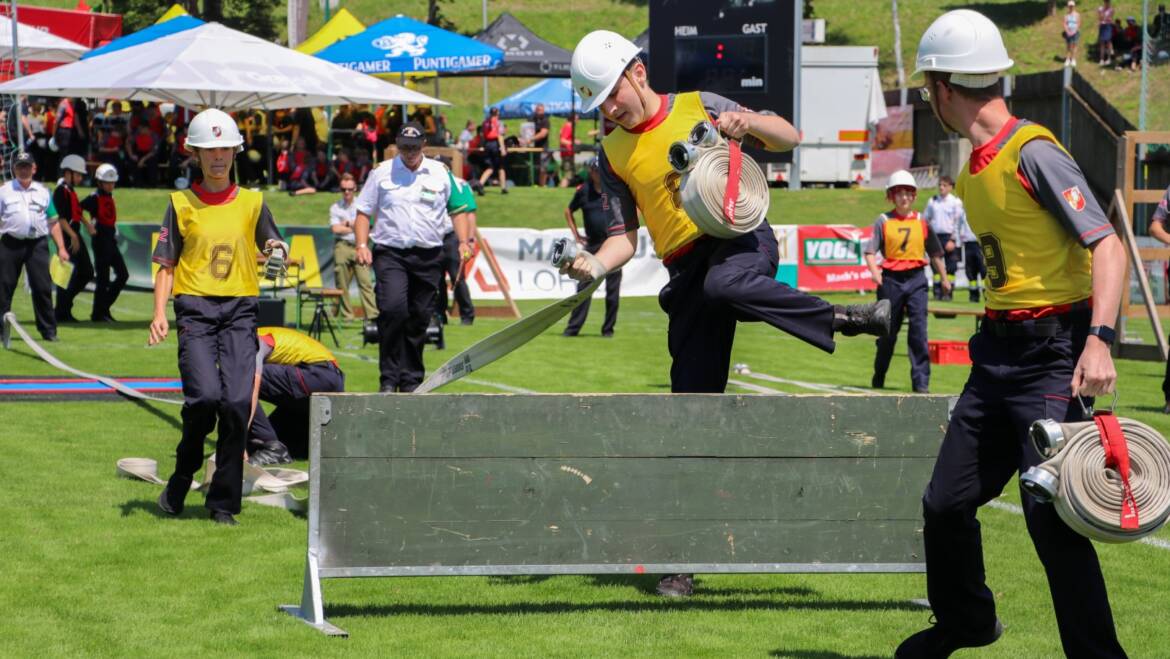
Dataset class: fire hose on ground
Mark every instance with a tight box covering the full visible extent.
[1022,402,1170,543]
[667,121,770,239]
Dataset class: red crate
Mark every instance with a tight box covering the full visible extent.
[928,340,971,365]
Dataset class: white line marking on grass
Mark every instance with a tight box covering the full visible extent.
[333,350,534,393]
[742,370,870,394]
[727,379,785,394]
[986,499,1170,551]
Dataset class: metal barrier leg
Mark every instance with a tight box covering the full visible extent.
[279,552,347,637]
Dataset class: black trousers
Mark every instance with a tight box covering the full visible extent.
[658,224,835,393]
[437,231,474,321]
[373,244,442,392]
[921,311,1126,657]
[92,225,128,320]
[0,234,56,338]
[565,241,621,335]
[55,225,94,319]
[933,232,959,297]
[165,295,258,515]
[873,268,930,390]
[964,240,986,302]
[249,361,344,459]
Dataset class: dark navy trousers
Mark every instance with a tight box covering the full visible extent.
[658,224,835,393]
[250,361,344,459]
[933,232,959,298]
[0,234,55,338]
[91,225,128,320]
[166,295,257,515]
[964,240,986,302]
[565,241,621,336]
[921,310,1126,658]
[55,226,93,319]
[372,244,442,392]
[873,268,930,391]
[437,231,474,322]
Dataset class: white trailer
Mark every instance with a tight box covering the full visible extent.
[771,46,887,187]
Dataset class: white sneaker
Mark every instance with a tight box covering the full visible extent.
[1064,58,1070,66]
[1071,58,1077,67]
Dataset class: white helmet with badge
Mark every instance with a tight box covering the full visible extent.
[94,163,119,183]
[185,108,244,152]
[571,30,641,113]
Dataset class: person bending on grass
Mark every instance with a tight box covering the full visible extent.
[149,108,287,527]
[864,170,950,394]
[560,30,892,598]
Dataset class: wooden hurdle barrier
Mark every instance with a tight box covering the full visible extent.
[281,393,951,636]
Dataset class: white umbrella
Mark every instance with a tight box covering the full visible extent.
[0,15,88,63]
[0,22,445,110]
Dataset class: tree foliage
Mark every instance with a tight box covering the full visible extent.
[103,0,278,41]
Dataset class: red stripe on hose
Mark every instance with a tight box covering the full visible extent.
[1094,411,1140,530]
[723,139,742,225]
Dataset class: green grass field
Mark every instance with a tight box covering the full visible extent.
[5,182,1170,655]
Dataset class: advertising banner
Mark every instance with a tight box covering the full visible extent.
[796,224,876,291]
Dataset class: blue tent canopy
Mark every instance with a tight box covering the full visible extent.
[490,78,594,119]
[315,15,502,75]
[82,15,204,60]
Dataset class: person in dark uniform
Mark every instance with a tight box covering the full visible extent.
[563,158,621,338]
[529,103,551,187]
[922,175,965,300]
[436,162,477,326]
[564,30,891,598]
[354,123,451,393]
[247,326,345,465]
[897,10,1128,657]
[1146,182,1170,413]
[0,151,69,342]
[955,202,986,303]
[149,108,287,527]
[53,155,93,323]
[864,170,950,393]
[81,164,128,322]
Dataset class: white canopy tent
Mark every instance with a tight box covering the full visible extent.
[0,15,88,63]
[0,22,445,110]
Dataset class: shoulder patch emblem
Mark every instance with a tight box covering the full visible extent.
[1062,186,1086,212]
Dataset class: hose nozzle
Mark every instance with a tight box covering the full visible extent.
[550,237,579,268]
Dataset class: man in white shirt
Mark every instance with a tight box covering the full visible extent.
[922,175,966,300]
[354,122,452,392]
[329,172,378,323]
[0,151,70,341]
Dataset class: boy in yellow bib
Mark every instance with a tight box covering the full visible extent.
[896,10,1128,657]
[148,108,287,527]
[562,30,892,598]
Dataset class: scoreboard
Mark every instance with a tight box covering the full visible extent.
[648,0,799,164]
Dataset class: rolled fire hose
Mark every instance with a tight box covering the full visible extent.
[1022,410,1170,543]
[667,121,770,239]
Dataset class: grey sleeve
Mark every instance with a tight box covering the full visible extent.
[864,217,884,255]
[254,203,282,251]
[1153,187,1170,225]
[699,91,774,151]
[256,339,273,371]
[151,201,183,267]
[1018,139,1114,247]
[598,147,640,236]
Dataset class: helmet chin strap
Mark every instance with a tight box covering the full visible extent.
[622,66,653,125]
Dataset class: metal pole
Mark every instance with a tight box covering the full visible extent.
[789,0,802,190]
[892,0,906,107]
[1140,0,1150,131]
[481,0,488,110]
[10,0,24,151]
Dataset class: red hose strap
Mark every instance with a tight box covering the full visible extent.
[723,139,742,225]
[1094,411,1140,530]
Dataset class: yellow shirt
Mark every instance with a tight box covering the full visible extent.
[258,327,336,365]
[602,92,708,258]
[167,188,266,297]
[957,123,1092,310]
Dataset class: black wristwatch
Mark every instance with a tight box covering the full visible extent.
[1088,325,1116,346]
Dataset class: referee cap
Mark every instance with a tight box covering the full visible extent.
[397,122,425,148]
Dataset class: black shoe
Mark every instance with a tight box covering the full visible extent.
[655,573,694,597]
[248,441,292,466]
[895,619,1003,658]
[562,330,579,337]
[968,292,981,303]
[833,299,891,337]
[41,333,59,342]
[871,375,885,389]
[55,312,78,323]
[913,386,930,394]
[379,384,396,393]
[157,487,182,516]
[501,187,509,195]
[460,317,474,326]
[601,331,614,338]
[210,511,238,526]
[1163,402,1170,415]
